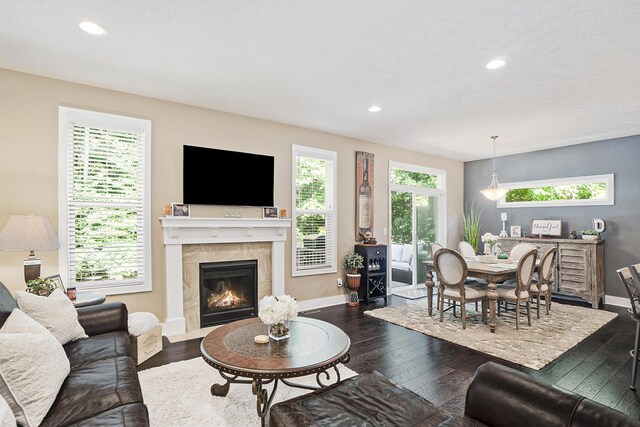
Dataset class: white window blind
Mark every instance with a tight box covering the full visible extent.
[292,145,337,276]
[59,107,151,294]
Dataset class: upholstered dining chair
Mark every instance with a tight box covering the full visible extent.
[496,248,538,330]
[458,241,476,259]
[509,242,536,261]
[530,247,557,318]
[433,248,487,329]
[617,265,640,391]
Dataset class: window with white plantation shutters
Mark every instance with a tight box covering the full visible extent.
[59,107,151,295]
[292,145,337,276]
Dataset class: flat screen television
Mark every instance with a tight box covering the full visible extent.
[183,145,274,206]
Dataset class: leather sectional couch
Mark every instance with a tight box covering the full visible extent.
[0,283,149,426]
[270,362,640,426]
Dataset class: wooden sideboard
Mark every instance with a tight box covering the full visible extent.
[499,237,605,308]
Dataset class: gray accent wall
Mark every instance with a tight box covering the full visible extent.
[464,134,640,299]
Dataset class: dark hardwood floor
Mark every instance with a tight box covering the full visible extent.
[138,296,640,417]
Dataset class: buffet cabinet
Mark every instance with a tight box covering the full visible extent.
[355,244,388,305]
[499,237,605,308]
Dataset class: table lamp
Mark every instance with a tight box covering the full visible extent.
[0,215,60,282]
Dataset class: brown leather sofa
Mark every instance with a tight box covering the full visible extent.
[0,283,149,426]
[270,362,640,427]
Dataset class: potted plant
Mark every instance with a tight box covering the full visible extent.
[581,229,599,240]
[462,202,482,254]
[25,277,57,296]
[343,251,365,307]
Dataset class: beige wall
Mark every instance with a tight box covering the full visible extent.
[0,68,463,320]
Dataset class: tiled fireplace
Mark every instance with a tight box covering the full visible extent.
[160,217,291,336]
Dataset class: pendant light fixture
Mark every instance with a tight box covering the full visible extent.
[480,135,508,201]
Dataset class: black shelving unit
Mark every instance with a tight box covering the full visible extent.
[355,244,388,305]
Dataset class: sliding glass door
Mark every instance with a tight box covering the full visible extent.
[389,163,446,288]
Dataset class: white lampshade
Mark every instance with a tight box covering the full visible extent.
[480,172,508,201]
[0,215,60,252]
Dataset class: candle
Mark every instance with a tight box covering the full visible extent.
[500,212,508,221]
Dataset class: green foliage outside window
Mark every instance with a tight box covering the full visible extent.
[390,169,438,188]
[295,156,328,243]
[390,169,438,246]
[71,126,142,283]
[505,182,606,203]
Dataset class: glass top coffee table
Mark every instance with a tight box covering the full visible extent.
[201,317,351,425]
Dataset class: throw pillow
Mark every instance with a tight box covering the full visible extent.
[16,289,86,344]
[0,309,70,427]
[0,395,16,427]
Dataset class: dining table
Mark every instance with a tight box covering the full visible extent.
[422,258,521,333]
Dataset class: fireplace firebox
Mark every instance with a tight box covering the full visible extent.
[199,260,258,327]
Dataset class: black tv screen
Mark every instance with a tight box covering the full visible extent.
[183,145,274,206]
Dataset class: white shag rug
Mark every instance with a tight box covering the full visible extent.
[138,357,357,426]
[365,302,617,370]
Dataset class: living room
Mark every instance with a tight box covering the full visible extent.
[1,2,640,426]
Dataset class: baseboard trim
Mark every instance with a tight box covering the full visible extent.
[605,295,631,309]
[298,294,349,312]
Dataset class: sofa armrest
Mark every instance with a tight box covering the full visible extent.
[464,362,581,427]
[77,302,128,336]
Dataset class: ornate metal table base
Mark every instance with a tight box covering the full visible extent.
[209,353,350,426]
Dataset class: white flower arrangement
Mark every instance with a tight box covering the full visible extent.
[481,232,500,246]
[258,294,299,325]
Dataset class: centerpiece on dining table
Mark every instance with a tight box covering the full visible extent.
[258,294,299,341]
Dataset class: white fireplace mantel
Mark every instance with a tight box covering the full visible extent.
[160,217,291,336]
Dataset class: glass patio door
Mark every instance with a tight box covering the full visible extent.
[389,163,446,288]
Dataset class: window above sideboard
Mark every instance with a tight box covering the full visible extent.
[497,174,614,208]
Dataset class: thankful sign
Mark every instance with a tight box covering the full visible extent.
[531,220,562,236]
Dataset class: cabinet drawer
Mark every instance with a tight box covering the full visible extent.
[560,248,587,258]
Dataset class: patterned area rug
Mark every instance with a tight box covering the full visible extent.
[392,287,429,300]
[139,357,356,426]
[365,302,617,370]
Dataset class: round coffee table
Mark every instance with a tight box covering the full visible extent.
[200,317,351,425]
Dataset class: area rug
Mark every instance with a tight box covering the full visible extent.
[392,287,429,300]
[365,302,617,370]
[138,357,357,426]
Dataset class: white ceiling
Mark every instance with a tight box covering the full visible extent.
[2,1,639,161]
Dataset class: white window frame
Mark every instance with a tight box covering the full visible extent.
[58,107,152,295]
[497,174,614,208]
[291,145,337,277]
[388,161,447,286]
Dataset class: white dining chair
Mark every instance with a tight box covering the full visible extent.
[509,243,536,261]
[458,241,476,259]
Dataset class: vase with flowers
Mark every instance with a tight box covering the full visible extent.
[481,232,501,255]
[258,294,299,341]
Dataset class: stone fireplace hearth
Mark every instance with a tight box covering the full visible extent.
[160,217,291,336]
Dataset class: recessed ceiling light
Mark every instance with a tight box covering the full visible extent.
[368,105,382,113]
[79,21,105,35]
[486,59,506,70]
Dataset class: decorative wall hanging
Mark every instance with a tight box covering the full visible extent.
[356,152,374,241]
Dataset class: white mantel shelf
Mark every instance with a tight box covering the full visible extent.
[159,217,291,336]
[160,217,291,245]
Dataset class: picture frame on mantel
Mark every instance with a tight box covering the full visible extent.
[263,207,279,218]
[171,203,190,217]
[356,152,374,241]
[531,219,562,237]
